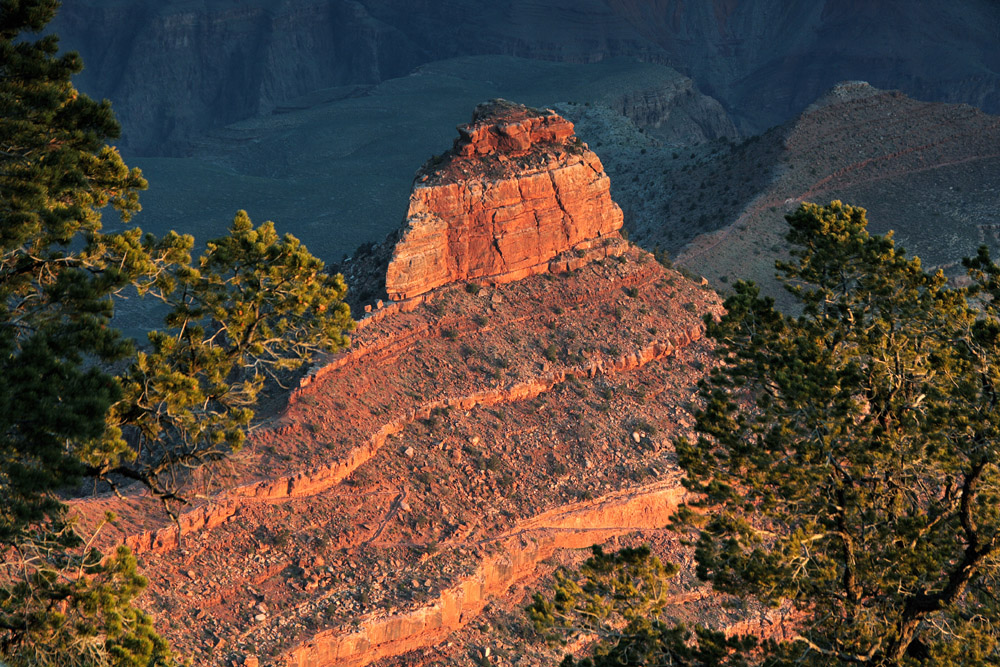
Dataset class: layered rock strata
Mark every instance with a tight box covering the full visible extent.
[56,0,1000,151]
[384,100,624,300]
[284,481,695,667]
[73,247,732,665]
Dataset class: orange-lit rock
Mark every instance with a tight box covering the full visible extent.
[71,245,738,665]
[385,100,624,300]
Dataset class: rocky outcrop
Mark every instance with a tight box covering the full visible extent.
[71,243,728,664]
[598,75,738,144]
[281,481,695,667]
[384,101,624,300]
[119,326,702,556]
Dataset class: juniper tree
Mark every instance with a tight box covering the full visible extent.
[0,1,353,663]
[676,201,1000,665]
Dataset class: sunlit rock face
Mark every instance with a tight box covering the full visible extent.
[385,100,624,301]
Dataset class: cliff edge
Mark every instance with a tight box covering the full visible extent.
[384,100,624,300]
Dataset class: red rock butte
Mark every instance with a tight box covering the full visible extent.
[384,100,625,301]
[66,100,792,664]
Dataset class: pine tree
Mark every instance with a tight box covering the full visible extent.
[676,201,1000,665]
[0,2,354,663]
[527,545,755,666]
[0,0,147,545]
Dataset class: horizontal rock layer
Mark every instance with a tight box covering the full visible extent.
[283,482,695,667]
[455,104,576,156]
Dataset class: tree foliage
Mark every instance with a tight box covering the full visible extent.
[93,213,352,510]
[676,201,1000,665]
[528,545,755,666]
[0,1,354,663]
[2,517,173,667]
[1,0,147,546]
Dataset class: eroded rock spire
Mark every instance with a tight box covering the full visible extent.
[385,100,624,300]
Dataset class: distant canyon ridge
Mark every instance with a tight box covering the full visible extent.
[55,0,1000,154]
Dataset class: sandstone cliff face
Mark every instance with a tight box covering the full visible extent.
[384,101,624,300]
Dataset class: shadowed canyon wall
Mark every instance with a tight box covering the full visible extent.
[55,0,1000,152]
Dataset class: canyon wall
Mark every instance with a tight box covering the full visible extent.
[53,0,659,153]
[384,101,624,300]
[54,0,1000,151]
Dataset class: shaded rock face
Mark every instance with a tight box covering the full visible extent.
[53,0,433,155]
[52,0,659,154]
[384,101,624,300]
[54,0,1000,152]
[601,74,738,144]
[602,0,1000,132]
[666,81,1000,307]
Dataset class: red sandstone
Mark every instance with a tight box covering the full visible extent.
[384,101,623,300]
[72,247,732,665]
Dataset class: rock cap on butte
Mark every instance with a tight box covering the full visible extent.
[384,100,624,300]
